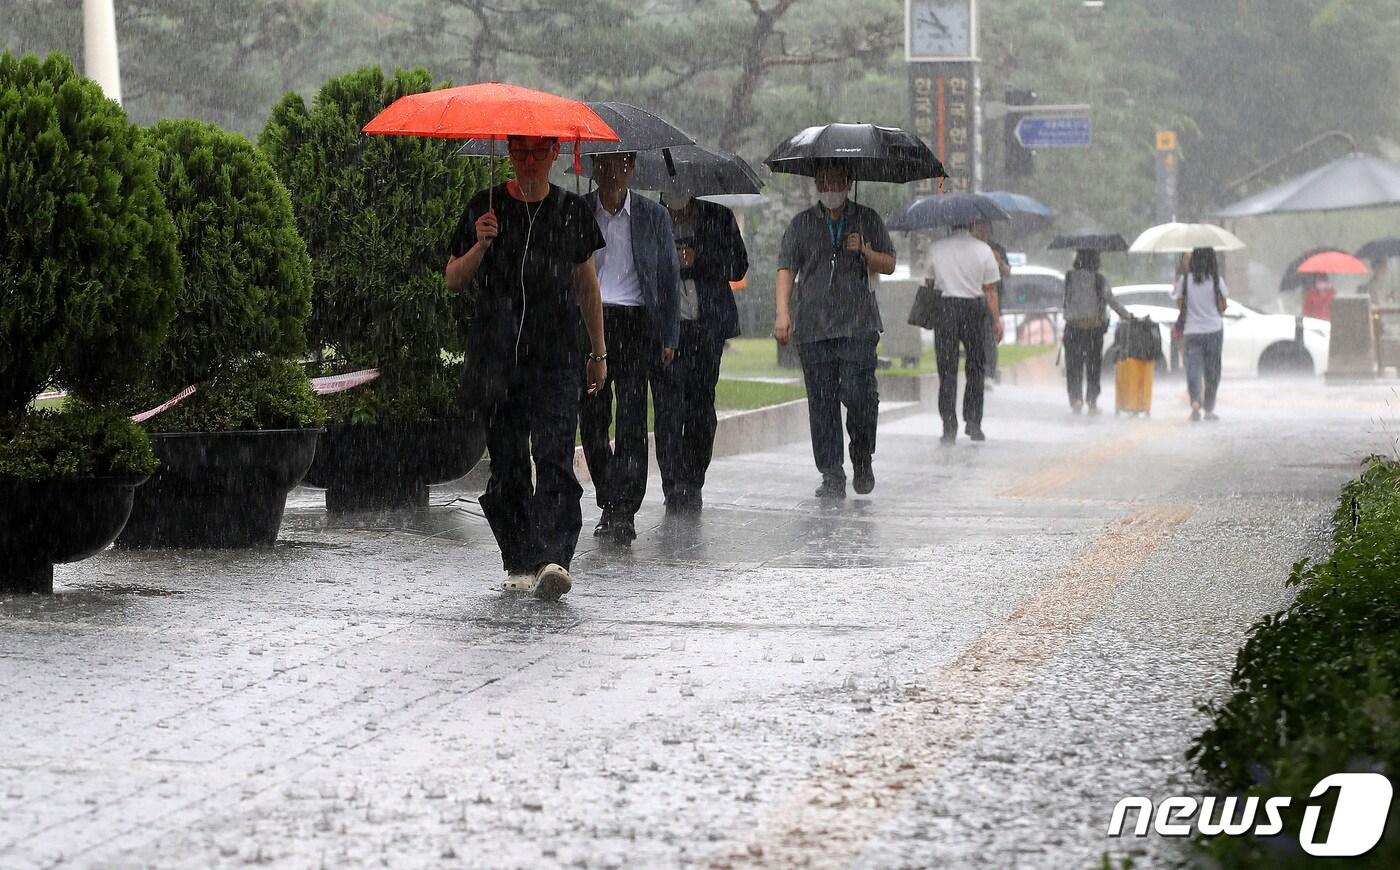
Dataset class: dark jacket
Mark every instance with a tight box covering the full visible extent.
[675,199,748,340]
[583,190,681,348]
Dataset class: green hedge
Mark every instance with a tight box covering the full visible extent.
[0,51,178,417]
[1188,456,1400,867]
[132,356,325,434]
[0,405,156,481]
[143,118,311,390]
[259,66,499,423]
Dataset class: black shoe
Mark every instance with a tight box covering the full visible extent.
[593,511,613,537]
[966,424,986,442]
[815,474,846,500]
[940,425,957,446]
[611,516,637,545]
[853,460,874,495]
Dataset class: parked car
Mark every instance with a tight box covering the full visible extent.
[1103,284,1331,377]
[999,265,1065,345]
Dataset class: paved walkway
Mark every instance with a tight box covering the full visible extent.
[1,376,1394,869]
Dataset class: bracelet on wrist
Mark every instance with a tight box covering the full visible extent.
[588,352,607,362]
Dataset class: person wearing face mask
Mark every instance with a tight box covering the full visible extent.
[653,187,749,513]
[773,160,897,500]
[579,152,681,546]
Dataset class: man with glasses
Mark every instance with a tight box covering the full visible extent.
[773,160,896,499]
[446,135,608,600]
[580,152,681,545]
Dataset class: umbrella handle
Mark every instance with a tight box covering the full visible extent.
[664,148,676,178]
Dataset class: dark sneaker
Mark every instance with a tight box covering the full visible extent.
[966,425,986,442]
[533,563,572,601]
[940,425,957,446]
[853,460,874,495]
[1087,402,1101,416]
[815,474,846,500]
[667,493,702,514]
[611,516,637,546]
[593,511,613,537]
[1204,411,1219,422]
[1189,408,1202,423]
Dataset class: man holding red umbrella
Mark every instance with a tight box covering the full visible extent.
[446,134,608,601]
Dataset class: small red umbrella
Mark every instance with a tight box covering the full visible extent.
[363,82,620,207]
[1296,250,1371,274]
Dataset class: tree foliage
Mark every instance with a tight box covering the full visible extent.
[144,118,312,391]
[259,65,496,417]
[0,50,178,418]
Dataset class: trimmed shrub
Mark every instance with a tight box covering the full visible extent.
[0,405,157,481]
[0,51,178,417]
[138,356,325,434]
[142,118,312,390]
[259,66,498,421]
[1189,456,1400,867]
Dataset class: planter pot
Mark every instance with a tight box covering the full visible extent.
[303,420,486,513]
[115,428,322,549]
[0,475,146,594]
[115,429,321,549]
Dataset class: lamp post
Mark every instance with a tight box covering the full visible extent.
[83,0,122,104]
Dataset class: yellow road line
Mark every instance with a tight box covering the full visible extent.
[1000,424,1175,500]
[711,504,1194,869]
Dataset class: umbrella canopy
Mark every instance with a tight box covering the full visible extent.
[1129,222,1246,253]
[1049,232,1128,252]
[886,192,1010,232]
[453,100,691,156]
[983,191,1055,219]
[763,123,946,183]
[631,144,763,195]
[363,82,619,143]
[1357,237,1400,260]
[1297,251,1370,274]
[1216,153,1400,218]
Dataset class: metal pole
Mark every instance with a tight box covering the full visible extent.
[83,0,122,104]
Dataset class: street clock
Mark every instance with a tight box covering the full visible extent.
[906,0,978,62]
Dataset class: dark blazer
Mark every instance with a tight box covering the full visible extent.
[584,190,681,349]
[678,199,748,341]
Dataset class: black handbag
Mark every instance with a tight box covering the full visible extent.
[908,281,941,329]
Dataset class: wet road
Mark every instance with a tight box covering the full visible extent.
[2,376,1394,869]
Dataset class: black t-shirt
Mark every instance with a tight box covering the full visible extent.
[450,183,605,366]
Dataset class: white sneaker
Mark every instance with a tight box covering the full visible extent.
[503,572,537,593]
[533,563,573,601]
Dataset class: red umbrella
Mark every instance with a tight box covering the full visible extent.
[364,82,620,207]
[1296,250,1370,274]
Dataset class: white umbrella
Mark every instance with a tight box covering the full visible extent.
[1129,222,1246,253]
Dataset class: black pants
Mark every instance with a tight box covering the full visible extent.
[580,305,659,519]
[479,362,584,573]
[652,320,725,502]
[797,336,879,478]
[934,297,987,430]
[984,305,999,379]
[1064,324,1106,405]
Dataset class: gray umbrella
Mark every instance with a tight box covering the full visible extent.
[454,101,693,157]
[886,193,1010,231]
[1215,153,1400,217]
[630,144,763,195]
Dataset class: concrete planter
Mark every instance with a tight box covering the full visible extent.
[0,475,146,593]
[116,429,321,549]
[303,420,486,513]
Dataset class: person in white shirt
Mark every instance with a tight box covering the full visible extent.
[925,224,1003,444]
[580,153,680,545]
[1172,247,1228,422]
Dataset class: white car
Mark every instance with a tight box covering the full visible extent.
[999,265,1065,345]
[1104,284,1331,377]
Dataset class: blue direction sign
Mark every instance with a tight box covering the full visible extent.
[1014,115,1092,149]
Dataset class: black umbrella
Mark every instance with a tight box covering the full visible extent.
[1049,233,1129,252]
[886,192,1009,232]
[1357,237,1400,261]
[454,101,693,157]
[630,144,763,195]
[763,123,946,183]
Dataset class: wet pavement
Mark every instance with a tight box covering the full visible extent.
[2,375,1396,869]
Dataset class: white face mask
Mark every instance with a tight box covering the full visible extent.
[817,190,848,211]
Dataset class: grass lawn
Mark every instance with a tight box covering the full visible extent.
[30,397,65,410]
[715,378,805,411]
[719,337,1056,380]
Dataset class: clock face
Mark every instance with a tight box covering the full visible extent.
[908,0,975,60]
